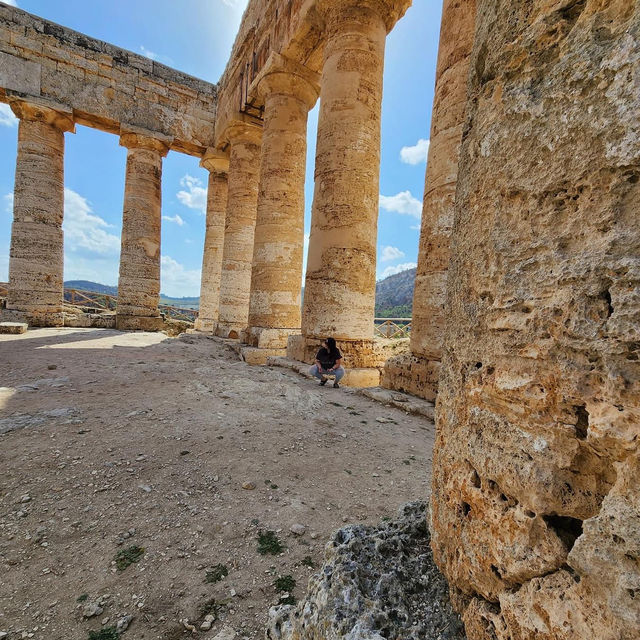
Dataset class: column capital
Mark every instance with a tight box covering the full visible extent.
[224,120,263,147]
[119,126,171,156]
[315,0,412,32]
[200,148,230,174]
[9,99,75,133]
[255,53,320,110]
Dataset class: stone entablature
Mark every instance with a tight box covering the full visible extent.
[0,4,217,155]
[214,0,411,146]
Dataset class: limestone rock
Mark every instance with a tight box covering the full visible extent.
[0,322,28,334]
[431,1,640,638]
[266,502,465,640]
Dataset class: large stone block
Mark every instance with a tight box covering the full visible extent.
[0,321,27,334]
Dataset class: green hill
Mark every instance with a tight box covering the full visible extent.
[374,267,416,317]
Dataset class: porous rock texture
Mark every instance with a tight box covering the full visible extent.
[267,502,466,640]
[431,1,640,639]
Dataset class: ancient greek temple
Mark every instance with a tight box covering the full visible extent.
[1,1,638,639]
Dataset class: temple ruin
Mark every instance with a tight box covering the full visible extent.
[1,0,638,638]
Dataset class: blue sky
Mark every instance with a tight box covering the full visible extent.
[0,0,442,297]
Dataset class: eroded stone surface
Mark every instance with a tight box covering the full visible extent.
[432,2,640,638]
[216,122,262,339]
[116,132,168,331]
[246,54,319,349]
[195,151,229,333]
[0,4,217,155]
[382,0,476,400]
[267,502,465,640]
[6,102,72,327]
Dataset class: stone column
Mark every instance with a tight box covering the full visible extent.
[432,3,640,640]
[245,54,320,353]
[381,0,477,401]
[290,0,411,378]
[194,150,229,333]
[4,101,74,327]
[116,131,169,332]
[215,122,262,339]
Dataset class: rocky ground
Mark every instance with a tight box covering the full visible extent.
[0,328,438,640]
[268,501,466,640]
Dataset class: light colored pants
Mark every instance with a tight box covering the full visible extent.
[310,364,345,382]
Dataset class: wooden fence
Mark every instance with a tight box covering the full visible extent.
[63,288,200,322]
[374,317,412,339]
[0,284,198,323]
[1,284,408,332]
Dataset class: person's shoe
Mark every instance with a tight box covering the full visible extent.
[333,381,340,388]
[320,376,328,386]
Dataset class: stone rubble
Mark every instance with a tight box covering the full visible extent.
[266,502,465,640]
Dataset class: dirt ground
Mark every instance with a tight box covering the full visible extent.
[0,328,436,640]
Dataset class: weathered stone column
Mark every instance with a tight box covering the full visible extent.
[381,0,476,401]
[215,121,262,339]
[432,3,640,640]
[245,54,320,354]
[116,131,169,332]
[194,150,229,333]
[4,100,74,327]
[289,0,411,380]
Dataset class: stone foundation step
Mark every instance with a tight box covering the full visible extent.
[266,356,381,388]
[358,386,435,421]
[0,321,28,335]
[225,341,287,365]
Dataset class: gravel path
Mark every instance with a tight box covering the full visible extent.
[0,328,436,640]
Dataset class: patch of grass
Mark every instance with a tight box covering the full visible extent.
[301,555,315,568]
[205,564,229,583]
[88,627,119,640]
[114,545,145,571]
[344,469,352,475]
[77,593,89,602]
[264,479,279,489]
[257,530,284,555]
[403,459,411,465]
[329,402,342,407]
[274,575,296,592]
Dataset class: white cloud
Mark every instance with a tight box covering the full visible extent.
[379,262,417,280]
[1,189,121,284]
[380,245,405,262]
[177,174,207,214]
[161,255,201,298]
[400,138,430,165]
[3,0,18,6]
[162,214,185,227]
[379,191,422,218]
[0,103,17,127]
[63,188,120,256]
[139,45,174,66]
[4,192,13,213]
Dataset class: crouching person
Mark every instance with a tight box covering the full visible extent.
[309,337,345,388]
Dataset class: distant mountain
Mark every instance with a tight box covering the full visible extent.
[62,268,417,317]
[64,280,117,296]
[375,267,416,317]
